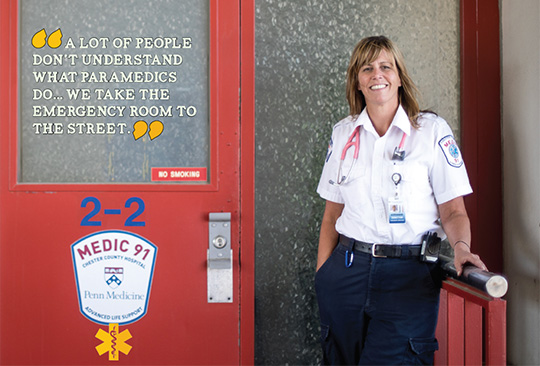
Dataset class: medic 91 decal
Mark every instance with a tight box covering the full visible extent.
[71,230,157,325]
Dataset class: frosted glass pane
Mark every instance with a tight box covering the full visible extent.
[19,0,209,184]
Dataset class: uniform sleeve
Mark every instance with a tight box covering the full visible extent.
[430,120,473,204]
[316,128,345,204]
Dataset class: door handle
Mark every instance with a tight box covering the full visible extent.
[207,212,232,303]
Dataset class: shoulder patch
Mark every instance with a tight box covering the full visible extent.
[438,135,463,168]
[325,138,333,162]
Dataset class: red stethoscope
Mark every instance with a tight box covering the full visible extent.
[330,126,407,186]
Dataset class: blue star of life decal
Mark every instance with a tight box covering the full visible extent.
[438,135,463,168]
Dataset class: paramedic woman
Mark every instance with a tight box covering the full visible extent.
[314,36,487,365]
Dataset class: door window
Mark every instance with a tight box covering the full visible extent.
[19,0,210,184]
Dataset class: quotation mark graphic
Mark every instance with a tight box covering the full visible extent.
[133,120,164,141]
[32,28,63,49]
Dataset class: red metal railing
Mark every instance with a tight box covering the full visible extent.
[435,279,506,365]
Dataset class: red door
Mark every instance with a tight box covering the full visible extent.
[0,0,254,364]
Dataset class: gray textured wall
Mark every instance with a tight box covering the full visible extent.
[254,0,460,364]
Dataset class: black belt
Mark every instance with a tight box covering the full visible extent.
[339,235,422,258]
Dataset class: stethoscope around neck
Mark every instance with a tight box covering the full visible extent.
[329,126,407,186]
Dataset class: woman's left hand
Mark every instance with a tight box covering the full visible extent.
[453,241,488,276]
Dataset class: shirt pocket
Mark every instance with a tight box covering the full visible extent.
[340,165,370,207]
[401,163,433,200]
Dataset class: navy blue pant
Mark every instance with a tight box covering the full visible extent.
[315,243,441,365]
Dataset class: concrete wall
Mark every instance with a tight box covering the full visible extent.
[501,1,540,364]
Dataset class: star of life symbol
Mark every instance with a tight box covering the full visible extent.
[449,143,459,158]
[105,267,123,289]
[96,323,132,361]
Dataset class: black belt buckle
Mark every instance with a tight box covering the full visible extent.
[371,243,387,258]
[372,244,404,258]
[420,232,441,263]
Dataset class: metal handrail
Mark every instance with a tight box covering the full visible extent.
[438,255,508,298]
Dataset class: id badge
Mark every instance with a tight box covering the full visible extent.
[388,196,406,224]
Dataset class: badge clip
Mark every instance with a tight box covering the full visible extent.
[392,147,406,161]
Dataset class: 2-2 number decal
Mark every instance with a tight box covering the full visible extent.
[81,197,146,227]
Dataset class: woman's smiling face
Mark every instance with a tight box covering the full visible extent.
[357,49,402,109]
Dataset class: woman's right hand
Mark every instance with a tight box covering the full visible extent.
[317,201,344,271]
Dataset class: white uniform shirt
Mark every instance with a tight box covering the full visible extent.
[317,106,472,244]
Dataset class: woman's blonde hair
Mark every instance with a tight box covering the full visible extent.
[346,36,422,128]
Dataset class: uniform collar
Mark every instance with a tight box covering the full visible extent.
[355,105,411,136]
[392,105,412,136]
